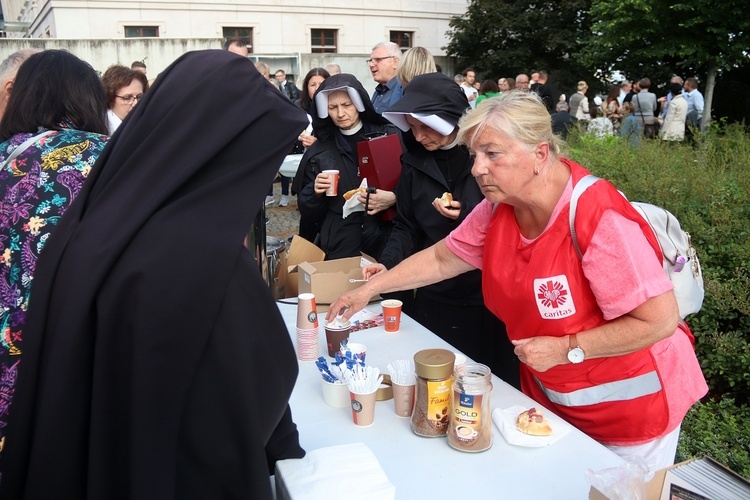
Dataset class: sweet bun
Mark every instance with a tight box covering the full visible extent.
[343,187,366,201]
[437,192,453,207]
[516,407,552,436]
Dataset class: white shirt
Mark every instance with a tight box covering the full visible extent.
[107,109,122,136]
[461,83,478,109]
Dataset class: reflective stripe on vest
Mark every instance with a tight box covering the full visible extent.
[534,371,662,407]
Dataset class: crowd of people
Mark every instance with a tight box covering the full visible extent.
[469,71,706,145]
[0,43,708,497]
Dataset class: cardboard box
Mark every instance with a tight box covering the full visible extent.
[297,253,377,310]
[282,236,326,299]
[589,456,750,499]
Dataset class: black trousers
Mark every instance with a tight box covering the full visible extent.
[409,291,521,390]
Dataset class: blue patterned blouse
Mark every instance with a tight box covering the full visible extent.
[0,128,108,451]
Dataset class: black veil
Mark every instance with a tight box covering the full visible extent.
[1,50,308,498]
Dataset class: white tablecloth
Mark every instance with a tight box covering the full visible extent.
[277,300,625,498]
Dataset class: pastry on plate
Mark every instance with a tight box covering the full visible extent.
[516,407,552,436]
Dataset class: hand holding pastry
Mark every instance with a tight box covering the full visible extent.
[343,187,366,201]
[432,192,460,220]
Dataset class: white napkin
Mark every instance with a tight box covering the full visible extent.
[492,405,572,447]
[342,178,368,219]
[275,443,396,500]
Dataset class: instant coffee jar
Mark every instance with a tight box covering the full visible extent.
[411,349,455,437]
[448,363,493,452]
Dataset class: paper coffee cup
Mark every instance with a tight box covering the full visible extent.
[391,381,415,417]
[297,293,319,330]
[323,170,339,196]
[296,327,320,361]
[381,299,403,333]
[453,352,467,373]
[350,389,377,426]
[324,322,351,357]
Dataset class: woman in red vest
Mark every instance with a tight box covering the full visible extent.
[327,91,707,473]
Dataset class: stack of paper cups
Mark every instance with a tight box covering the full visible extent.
[296,293,320,361]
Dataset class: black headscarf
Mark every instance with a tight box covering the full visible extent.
[1,50,308,499]
[384,72,470,131]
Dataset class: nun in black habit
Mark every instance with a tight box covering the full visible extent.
[294,74,401,260]
[379,72,520,389]
[1,50,307,498]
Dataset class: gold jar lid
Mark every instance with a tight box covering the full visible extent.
[414,349,455,379]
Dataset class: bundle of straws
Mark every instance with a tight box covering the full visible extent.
[343,364,383,395]
[387,359,416,386]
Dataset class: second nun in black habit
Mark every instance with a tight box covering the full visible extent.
[380,72,520,389]
[1,50,307,499]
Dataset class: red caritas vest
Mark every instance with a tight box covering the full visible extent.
[483,159,669,444]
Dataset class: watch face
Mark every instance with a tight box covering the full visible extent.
[568,347,585,364]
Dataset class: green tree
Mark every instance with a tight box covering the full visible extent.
[580,0,750,129]
[445,0,592,92]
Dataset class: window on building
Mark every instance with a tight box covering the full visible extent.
[124,26,159,37]
[223,27,253,52]
[390,31,413,50]
[311,29,337,53]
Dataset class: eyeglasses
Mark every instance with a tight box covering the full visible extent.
[366,56,395,65]
[116,93,144,104]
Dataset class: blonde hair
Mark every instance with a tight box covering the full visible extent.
[397,46,436,87]
[457,90,564,157]
[577,80,588,91]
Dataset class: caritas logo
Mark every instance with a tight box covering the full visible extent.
[534,275,576,320]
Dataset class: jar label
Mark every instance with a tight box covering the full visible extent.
[426,379,451,430]
[449,391,489,449]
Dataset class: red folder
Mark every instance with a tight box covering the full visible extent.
[357,133,403,220]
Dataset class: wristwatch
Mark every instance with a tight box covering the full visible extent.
[567,334,585,364]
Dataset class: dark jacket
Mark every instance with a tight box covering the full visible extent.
[379,72,484,305]
[295,74,399,260]
[380,134,485,305]
[281,81,300,101]
[551,110,577,139]
[531,82,554,113]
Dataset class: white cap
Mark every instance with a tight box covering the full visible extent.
[381,112,455,136]
[593,96,603,106]
[315,86,366,119]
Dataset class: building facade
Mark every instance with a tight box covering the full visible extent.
[1,1,465,89]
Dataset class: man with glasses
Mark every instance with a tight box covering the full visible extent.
[368,41,403,113]
[275,69,300,102]
[515,73,531,90]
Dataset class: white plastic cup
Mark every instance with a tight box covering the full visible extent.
[321,380,350,408]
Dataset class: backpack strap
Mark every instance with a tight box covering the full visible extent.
[0,130,56,170]
[568,174,601,259]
